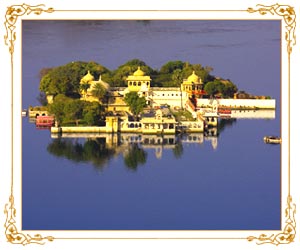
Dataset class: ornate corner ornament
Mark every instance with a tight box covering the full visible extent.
[247,3,296,246]
[247,196,296,245]
[4,3,54,55]
[248,3,296,55]
[4,3,54,246]
[4,195,54,245]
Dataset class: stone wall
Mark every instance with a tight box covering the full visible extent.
[196,98,276,109]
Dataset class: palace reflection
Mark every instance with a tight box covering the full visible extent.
[48,122,225,172]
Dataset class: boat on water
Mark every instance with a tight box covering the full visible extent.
[217,107,231,118]
[35,115,55,128]
[218,107,231,114]
[263,136,281,144]
[22,109,27,117]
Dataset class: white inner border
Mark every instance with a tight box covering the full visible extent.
[0,0,299,249]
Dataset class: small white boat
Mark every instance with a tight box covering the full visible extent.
[264,136,281,144]
[22,109,27,117]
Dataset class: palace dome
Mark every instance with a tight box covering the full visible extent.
[187,71,199,83]
[133,66,145,76]
[80,70,94,83]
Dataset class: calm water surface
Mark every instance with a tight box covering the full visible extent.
[22,20,281,230]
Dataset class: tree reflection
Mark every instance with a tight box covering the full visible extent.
[218,118,237,133]
[47,138,115,170]
[172,141,183,159]
[124,143,147,171]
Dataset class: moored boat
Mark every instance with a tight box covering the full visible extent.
[217,107,231,118]
[35,115,55,128]
[263,136,281,144]
[22,109,27,117]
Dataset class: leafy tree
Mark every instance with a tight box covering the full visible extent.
[82,101,104,126]
[204,81,219,97]
[112,59,155,87]
[80,83,90,99]
[39,61,111,97]
[172,69,183,87]
[221,80,238,98]
[48,94,103,126]
[172,69,184,109]
[48,94,73,125]
[63,99,84,126]
[124,92,147,119]
[160,60,184,74]
[204,79,237,98]
[91,83,106,102]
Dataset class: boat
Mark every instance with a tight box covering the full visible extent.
[217,107,231,114]
[263,136,281,144]
[22,109,27,117]
[35,115,55,128]
[217,107,231,118]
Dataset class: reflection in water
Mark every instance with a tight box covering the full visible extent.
[124,143,147,171]
[46,116,273,171]
[218,118,237,134]
[48,130,220,171]
[172,142,183,159]
[46,118,245,171]
[47,138,116,171]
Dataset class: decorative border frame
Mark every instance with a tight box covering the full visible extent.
[2,2,297,248]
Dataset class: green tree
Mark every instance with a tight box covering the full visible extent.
[63,99,84,126]
[39,61,111,97]
[222,80,238,98]
[91,83,106,102]
[82,102,103,126]
[172,68,183,86]
[47,99,66,126]
[172,69,184,109]
[124,92,147,119]
[112,59,155,87]
[204,81,219,97]
[204,79,237,98]
[80,83,90,99]
[160,60,184,74]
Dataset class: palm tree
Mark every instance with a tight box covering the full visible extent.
[91,83,106,102]
[79,83,90,99]
[172,69,183,109]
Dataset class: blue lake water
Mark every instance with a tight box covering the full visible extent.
[22,20,281,230]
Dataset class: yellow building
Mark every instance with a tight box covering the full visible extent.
[181,71,203,96]
[79,71,110,102]
[126,67,151,95]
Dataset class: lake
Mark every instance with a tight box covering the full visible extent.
[22,20,281,230]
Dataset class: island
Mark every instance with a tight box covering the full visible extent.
[26,59,275,135]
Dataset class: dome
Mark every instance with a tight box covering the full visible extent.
[81,70,94,83]
[187,71,199,83]
[133,66,145,76]
[97,75,110,90]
